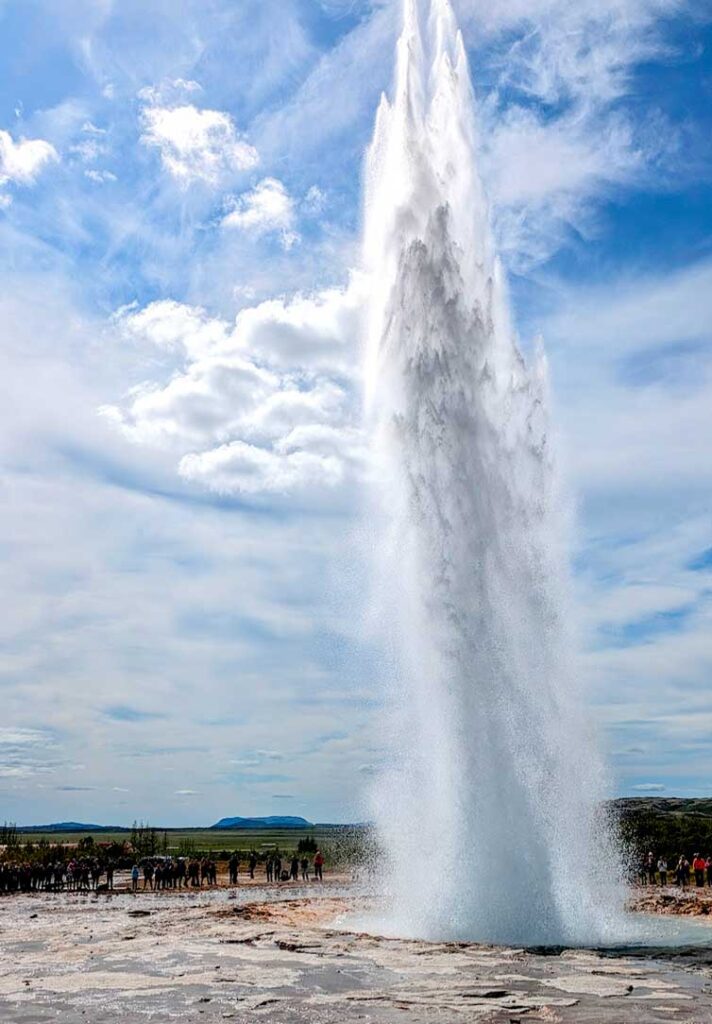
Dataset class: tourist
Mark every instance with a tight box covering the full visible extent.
[131,864,139,892]
[314,850,324,881]
[693,853,706,887]
[249,852,257,879]
[657,856,667,886]
[646,851,656,886]
[706,856,712,887]
[290,856,299,881]
[676,855,690,889]
[266,856,273,883]
[274,855,282,882]
[143,861,154,891]
[229,852,239,885]
[301,856,309,881]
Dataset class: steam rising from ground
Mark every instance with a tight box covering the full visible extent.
[362,0,626,946]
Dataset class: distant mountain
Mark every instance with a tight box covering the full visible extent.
[211,816,312,830]
[18,822,129,833]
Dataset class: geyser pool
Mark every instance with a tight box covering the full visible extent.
[361,0,628,947]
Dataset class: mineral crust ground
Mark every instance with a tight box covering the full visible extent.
[1,880,711,1023]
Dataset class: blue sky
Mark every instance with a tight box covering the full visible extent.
[0,0,711,826]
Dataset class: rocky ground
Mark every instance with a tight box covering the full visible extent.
[1,881,711,1023]
[631,885,712,918]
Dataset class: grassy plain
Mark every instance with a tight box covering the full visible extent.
[13,825,366,864]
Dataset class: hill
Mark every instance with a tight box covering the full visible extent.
[211,816,312,830]
[17,822,129,834]
[612,797,712,819]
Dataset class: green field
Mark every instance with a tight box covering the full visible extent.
[17,827,339,850]
[8,824,370,867]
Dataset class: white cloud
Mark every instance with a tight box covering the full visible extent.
[138,78,202,106]
[115,299,231,359]
[140,104,259,185]
[104,286,365,497]
[0,129,58,186]
[85,169,117,184]
[223,177,297,249]
[180,440,344,495]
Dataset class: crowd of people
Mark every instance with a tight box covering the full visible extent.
[0,850,327,895]
[639,851,712,889]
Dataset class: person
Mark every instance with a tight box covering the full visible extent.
[706,856,712,887]
[106,861,115,891]
[266,857,273,883]
[646,852,656,886]
[229,853,239,886]
[657,856,667,887]
[693,853,706,887]
[314,850,324,882]
[676,855,690,889]
[249,852,257,880]
[143,861,154,891]
[131,864,139,893]
[290,856,299,881]
[301,856,309,881]
[273,855,282,882]
[638,857,648,886]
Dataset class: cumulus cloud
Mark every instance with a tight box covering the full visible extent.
[0,128,58,187]
[223,177,297,248]
[140,104,259,185]
[103,285,365,497]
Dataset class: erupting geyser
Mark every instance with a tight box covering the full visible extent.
[363,0,625,946]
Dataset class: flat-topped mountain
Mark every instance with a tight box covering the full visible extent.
[18,822,128,833]
[211,816,312,830]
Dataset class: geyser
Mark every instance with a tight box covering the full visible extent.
[363,0,626,946]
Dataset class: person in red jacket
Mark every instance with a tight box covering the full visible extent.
[693,854,706,887]
[314,850,324,882]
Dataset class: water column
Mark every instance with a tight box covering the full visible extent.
[363,0,624,945]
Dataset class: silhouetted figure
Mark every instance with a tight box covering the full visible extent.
[301,857,309,881]
[676,856,690,889]
[229,853,239,885]
[143,862,154,891]
[290,856,299,881]
[249,852,257,879]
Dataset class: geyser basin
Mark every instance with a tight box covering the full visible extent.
[362,0,631,947]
